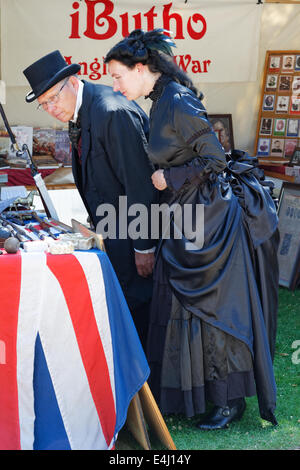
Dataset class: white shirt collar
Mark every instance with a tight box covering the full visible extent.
[71,79,84,122]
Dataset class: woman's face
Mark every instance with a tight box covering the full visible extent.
[108,60,144,100]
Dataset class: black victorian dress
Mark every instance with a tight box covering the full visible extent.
[146,76,279,425]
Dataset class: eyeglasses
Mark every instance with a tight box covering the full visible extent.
[37,78,69,111]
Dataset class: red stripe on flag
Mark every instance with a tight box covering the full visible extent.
[0,254,21,450]
[46,254,116,446]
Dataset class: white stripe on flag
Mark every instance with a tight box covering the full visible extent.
[73,252,116,406]
[38,260,107,450]
[17,252,46,450]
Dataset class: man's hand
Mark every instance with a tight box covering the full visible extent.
[135,252,155,278]
[151,169,167,191]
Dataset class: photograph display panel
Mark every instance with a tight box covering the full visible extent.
[255,51,300,161]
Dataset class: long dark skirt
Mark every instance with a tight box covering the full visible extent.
[146,255,257,418]
[147,154,279,422]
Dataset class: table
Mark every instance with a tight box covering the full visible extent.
[258,163,296,183]
[0,249,149,450]
[2,167,57,187]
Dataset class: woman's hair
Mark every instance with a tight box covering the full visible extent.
[104,29,202,99]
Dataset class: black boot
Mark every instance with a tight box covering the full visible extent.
[196,398,246,430]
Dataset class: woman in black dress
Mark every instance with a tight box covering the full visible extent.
[105,29,279,429]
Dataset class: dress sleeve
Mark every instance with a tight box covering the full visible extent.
[164,93,227,191]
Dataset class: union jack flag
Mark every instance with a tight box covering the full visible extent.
[0,250,149,450]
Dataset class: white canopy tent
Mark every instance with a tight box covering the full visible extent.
[0,0,300,221]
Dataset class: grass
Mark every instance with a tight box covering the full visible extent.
[117,287,300,450]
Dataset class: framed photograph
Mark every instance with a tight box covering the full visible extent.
[287,118,299,137]
[265,74,278,92]
[290,95,300,115]
[295,55,300,71]
[259,117,273,135]
[279,75,292,91]
[276,95,289,113]
[277,182,300,290]
[263,94,275,111]
[270,138,284,157]
[269,55,281,72]
[289,146,300,166]
[274,118,286,136]
[282,55,295,72]
[257,137,271,156]
[208,114,234,153]
[292,76,300,94]
[284,139,298,158]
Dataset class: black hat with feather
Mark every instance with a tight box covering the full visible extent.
[104,29,176,64]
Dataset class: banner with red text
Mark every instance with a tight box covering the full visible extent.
[0,0,262,85]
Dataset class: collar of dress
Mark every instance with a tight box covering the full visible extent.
[145,74,172,102]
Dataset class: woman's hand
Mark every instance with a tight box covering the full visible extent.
[151,169,167,191]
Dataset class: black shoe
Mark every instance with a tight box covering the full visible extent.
[196,400,246,430]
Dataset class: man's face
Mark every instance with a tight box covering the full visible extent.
[37,76,78,122]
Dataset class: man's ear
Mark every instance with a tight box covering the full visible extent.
[68,75,79,91]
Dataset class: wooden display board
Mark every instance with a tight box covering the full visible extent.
[254,51,300,178]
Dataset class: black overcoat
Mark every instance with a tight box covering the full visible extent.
[72,81,158,310]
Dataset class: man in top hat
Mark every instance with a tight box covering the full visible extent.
[23,50,158,348]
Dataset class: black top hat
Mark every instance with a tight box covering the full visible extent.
[23,50,81,102]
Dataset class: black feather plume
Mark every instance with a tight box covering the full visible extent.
[127,28,176,56]
[143,29,176,56]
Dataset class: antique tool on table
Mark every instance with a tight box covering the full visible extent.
[0,103,59,220]
[31,212,58,240]
[27,223,47,240]
[4,214,25,225]
[43,216,72,234]
[3,210,33,223]
[0,222,26,250]
[0,214,35,242]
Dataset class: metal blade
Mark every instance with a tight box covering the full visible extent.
[33,173,59,220]
[47,218,73,233]
[71,219,106,251]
